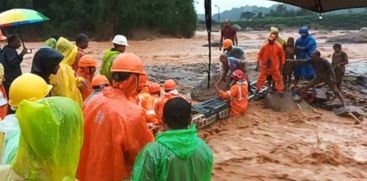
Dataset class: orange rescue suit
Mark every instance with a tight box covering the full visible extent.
[145,94,160,124]
[77,87,154,181]
[256,42,285,93]
[219,80,248,116]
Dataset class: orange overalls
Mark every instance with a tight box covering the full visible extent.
[219,80,248,116]
[256,42,285,93]
[144,94,160,124]
[137,87,150,108]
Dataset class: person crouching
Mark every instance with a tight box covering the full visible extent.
[216,70,248,116]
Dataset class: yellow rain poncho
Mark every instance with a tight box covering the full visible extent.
[50,37,83,106]
[5,97,83,181]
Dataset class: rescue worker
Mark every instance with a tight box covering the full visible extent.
[157,79,182,124]
[301,50,345,106]
[31,47,64,83]
[76,55,97,100]
[219,19,238,50]
[77,53,154,181]
[0,73,52,165]
[284,37,296,91]
[270,27,286,49]
[137,74,150,107]
[0,35,28,96]
[331,43,348,91]
[0,64,8,119]
[131,97,213,181]
[256,34,285,97]
[218,39,247,89]
[74,33,90,71]
[101,34,128,81]
[145,82,161,124]
[84,74,110,104]
[216,70,249,116]
[44,37,57,48]
[0,96,83,181]
[51,37,83,106]
[294,26,317,82]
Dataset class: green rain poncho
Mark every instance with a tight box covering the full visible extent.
[10,97,83,181]
[100,49,120,82]
[130,125,213,181]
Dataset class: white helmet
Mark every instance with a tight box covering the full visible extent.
[112,35,128,46]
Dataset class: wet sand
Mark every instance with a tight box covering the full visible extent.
[14,30,367,180]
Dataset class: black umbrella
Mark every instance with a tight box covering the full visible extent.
[270,0,367,13]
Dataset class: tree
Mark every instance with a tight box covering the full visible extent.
[240,11,256,21]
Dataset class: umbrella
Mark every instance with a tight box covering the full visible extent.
[0,9,49,27]
[270,0,367,13]
[0,9,49,52]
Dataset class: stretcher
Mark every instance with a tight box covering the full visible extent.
[192,81,268,128]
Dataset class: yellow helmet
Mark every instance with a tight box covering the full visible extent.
[9,73,53,107]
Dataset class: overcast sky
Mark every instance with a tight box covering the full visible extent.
[194,0,279,14]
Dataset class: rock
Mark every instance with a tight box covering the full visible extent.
[327,32,367,44]
[202,41,221,47]
[360,89,367,95]
[245,27,254,31]
[360,27,367,32]
[232,24,242,31]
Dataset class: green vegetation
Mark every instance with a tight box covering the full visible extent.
[236,13,367,30]
[0,0,197,40]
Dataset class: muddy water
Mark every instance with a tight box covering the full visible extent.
[201,102,367,181]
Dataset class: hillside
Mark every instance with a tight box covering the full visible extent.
[198,4,367,22]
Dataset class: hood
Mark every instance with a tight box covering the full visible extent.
[56,37,78,66]
[44,38,57,49]
[31,47,64,83]
[157,125,198,159]
[12,97,83,181]
[299,26,309,35]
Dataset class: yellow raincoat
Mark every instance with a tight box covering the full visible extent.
[0,97,83,181]
[50,37,83,106]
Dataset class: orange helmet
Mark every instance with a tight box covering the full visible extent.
[0,30,6,41]
[223,39,233,49]
[163,79,176,91]
[91,75,110,87]
[79,55,97,67]
[139,73,148,87]
[149,82,161,94]
[110,53,145,74]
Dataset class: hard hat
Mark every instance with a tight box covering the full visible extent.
[149,82,161,94]
[268,34,276,41]
[78,55,97,67]
[112,35,129,46]
[231,70,245,80]
[0,30,6,41]
[9,73,52,107]
[110,53,145,74]
[91,75,110,87]
[163,79,177,91]
[139,73,148,87]
[270,27,279,33]
[223,39,233,49]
